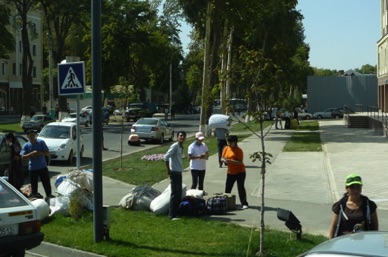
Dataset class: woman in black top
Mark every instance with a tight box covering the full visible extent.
[328,174,378,239]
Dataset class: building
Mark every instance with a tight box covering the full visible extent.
[378,0,388,112]
[307,70,377,113]
[0,4,43,115]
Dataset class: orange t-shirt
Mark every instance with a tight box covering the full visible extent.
[222,145,245,175]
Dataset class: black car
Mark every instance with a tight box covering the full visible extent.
[125,102,157,122]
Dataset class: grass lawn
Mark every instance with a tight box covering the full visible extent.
[283,121,322,152]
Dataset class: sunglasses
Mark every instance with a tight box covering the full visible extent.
[346,176,361,184]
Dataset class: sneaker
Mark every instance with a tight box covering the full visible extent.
[241,205,249,210]
[30,193,43,199]
[171,218,181,221]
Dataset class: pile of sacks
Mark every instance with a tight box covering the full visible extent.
[50,169,94,216]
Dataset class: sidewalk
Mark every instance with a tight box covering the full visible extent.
[28,119,388,256]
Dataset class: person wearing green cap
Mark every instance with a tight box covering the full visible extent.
[328,174,379,239]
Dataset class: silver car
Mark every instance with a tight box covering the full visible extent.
[130,118,174,144]
[299,231,388,256]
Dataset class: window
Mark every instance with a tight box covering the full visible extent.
[12,63,16,75]
[19,64,22,75]
[33,66,36,78]
[19,41,22,53]
[1,63,5,76]
[32,45,37,56]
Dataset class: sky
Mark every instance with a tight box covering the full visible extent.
[179,0,380,71]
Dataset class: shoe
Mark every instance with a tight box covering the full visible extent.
[30,193,43,199]
[46,195,55,199]
[171,218,181,221]
[241,205,249,210]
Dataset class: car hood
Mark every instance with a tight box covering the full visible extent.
[305,231,388,256]
[37,137,71,149]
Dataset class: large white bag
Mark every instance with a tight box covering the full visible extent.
[31,199,50,220]
[208,114,231,129]
[150,184,186,215]
[119,185,161,211]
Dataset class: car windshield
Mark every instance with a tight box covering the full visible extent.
[31,116,43,121]
[39,126,70,138]
[0,180,28,208]
[129,104,144,109]
[137,119,158,125]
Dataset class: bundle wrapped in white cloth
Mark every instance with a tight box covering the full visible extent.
[208,114,231,129]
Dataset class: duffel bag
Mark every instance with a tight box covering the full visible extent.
[207,195,227,215]
[213,193,236,210]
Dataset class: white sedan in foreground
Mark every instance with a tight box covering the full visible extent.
[0,177,44,256]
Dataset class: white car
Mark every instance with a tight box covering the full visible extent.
[37,122,84,164]
[62,112,90,127]
[0,177,44,256]
[299,231,388,256]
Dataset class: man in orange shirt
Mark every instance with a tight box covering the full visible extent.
[221,135,248,209]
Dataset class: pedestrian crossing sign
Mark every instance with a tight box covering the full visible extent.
[58,61,85,95]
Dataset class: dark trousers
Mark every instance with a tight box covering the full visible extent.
[217,139,227,165]
[190,169,206,190]
[169,171,182,219]
[225,172,248,206]
[30,167,52,197]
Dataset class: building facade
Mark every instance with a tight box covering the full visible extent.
[0,4,43,115]
[378,0,388,112]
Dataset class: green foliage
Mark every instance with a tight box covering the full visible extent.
[0,3,14,58]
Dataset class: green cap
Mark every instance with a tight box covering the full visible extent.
[345,174,363,187]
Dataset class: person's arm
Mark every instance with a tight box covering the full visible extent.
[328,213,339,239]
[164,144,176,176]
[371,211,379,231]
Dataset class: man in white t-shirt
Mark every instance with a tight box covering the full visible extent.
[188,132,209,192]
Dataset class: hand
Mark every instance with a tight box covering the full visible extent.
[167,170,171,176]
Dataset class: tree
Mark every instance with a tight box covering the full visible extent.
[7,0,37,122]
[0,3,15,58]
[356,64,376,74]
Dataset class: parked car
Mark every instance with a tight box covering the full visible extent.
[0,177,44,257]
[297,111,313,120]
[130,118,174,144]
[0,133,28,176]
[62,112,90,127]
[37,122,84,164]
[313,108,340,119]
[125,102,157,122]
[22,114,54,132]
[298,231,388,256]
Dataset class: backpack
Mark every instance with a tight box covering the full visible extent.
[334,195,371,237]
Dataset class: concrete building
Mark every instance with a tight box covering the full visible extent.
[0,3,43,115]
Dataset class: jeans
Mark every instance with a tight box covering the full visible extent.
[30,167,52,197]
[169,171,182,219]
[225,172,248,206]
[191,169,206,190]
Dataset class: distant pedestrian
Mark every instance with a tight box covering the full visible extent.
[42,104,48,115]
[170,106,175,120]
[165,107,169,120]
[284,110,291,129]
[5,132,23,191]
[293,108,299,125]
[275,109,283,129]
[328,174,378,239]
[221,135,249,209]
[214,127,229,167]
[20,129,53,201]
[188,132,209,192]
[163,131,186,220]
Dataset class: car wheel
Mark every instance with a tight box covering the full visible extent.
[159,134,164,144]
[67,150,74,165]
[85,121,89,127]
[305,116,310,120]
[317,115,323,119]
[169,131,174,141]
[334,114,340,119]
[4,168,9,177]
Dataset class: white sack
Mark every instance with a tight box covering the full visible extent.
[150,183,186,215]
[119,185,161,211]
[31,199,50,220]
